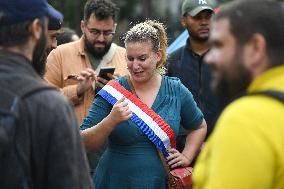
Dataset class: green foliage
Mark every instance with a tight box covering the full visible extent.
[49,0,283,44]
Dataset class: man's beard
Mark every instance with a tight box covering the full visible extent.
[188,29,209,43]
[32,32,47,77]
[84,36,112,59]
[211,49,252,101]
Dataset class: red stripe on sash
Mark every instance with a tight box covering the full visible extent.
[108,80,176,148]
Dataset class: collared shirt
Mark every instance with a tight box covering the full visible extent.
[167,38,224,138]
[45,37,128,125]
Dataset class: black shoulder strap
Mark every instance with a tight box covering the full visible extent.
[0,74,55,99]
[249,90,284,103]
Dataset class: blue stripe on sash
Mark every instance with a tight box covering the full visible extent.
[98,89,170,158]
[98,89,117,105]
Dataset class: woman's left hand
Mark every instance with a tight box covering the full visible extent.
[166,148,191,169]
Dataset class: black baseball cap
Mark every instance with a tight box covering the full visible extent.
[0,0,63,26]
[48,18,62,30]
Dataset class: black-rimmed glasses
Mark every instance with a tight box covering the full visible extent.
[86,26,115,38]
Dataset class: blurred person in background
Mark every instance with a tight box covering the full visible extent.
[32,17,62,77]
[193,1,284,188]
[57,26,79,46]
[167,0,224,153]
[47,18,62,54]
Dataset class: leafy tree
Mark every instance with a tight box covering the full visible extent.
[49,0,283,45]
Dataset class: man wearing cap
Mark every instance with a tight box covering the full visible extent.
[32,17,63,77]
[47,18,62,55]
[167,0,224,152]
[0,0,93,188]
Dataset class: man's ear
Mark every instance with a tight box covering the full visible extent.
[247,34,266,66]
[29,18,43,40]
[80,20,85,35]
[181,16,186,28]
[244,33,267,76]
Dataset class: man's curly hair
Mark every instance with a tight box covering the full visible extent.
[84,0,119,21]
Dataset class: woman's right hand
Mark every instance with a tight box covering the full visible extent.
[108,97,132,126]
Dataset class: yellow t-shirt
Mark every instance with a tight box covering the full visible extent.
[193,65,284,189]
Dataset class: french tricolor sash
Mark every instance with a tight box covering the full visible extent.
[98,80,176,158]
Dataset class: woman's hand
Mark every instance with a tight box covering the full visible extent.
[167,148,191,169]
[96,72,120,88]
[107,97,132,126]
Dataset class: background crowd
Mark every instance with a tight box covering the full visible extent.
[0,0,283,189]
[47,0,249,45]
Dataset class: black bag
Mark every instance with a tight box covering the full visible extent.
[0,75,54,188]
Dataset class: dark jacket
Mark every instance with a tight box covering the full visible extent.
[167,39,225,140]
[0,50,93,189]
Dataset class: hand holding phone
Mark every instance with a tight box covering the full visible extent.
[98,67,116,81]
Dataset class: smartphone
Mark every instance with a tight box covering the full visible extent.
[98,67,116,80]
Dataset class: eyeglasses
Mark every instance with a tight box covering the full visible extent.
[85,26,115,38]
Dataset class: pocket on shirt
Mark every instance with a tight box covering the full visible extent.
[63,77,79,86]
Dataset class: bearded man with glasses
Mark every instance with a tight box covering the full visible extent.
[44,0,128,125]
[44,0,128,175]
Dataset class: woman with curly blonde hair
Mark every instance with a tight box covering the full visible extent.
[80,20,207,189]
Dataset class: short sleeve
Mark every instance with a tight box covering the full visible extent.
[180,83,204,130]
[80,95,112,130]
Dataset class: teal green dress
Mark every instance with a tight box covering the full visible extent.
[80,76,204,189]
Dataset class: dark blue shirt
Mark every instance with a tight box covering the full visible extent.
[167,39,224,140]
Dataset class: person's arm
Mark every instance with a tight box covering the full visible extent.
[182,119,207,164]
[45,50,96,105]
[168,120,206,168]
[80,97,132,152]
[167,82,206,168]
